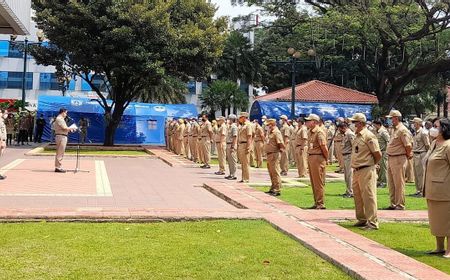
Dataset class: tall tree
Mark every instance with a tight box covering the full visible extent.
[32,0,225,145]
[247,0,450,113]
[199,80,249,117]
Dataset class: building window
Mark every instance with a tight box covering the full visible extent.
[81,75,108,92]
[0,72,33,89]
[187,81,196,95]
[8,42,24,58]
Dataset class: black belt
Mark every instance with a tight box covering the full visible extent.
[343,153,351,155]
[308,153,323,156]
[239,141,247,144]
[388,154,406,157]
[354,165,372,171]
[55,134,67,137]
[267,151,279,155]
[296,145,305,147]
[226,142,233,144]
[413,151,426,154]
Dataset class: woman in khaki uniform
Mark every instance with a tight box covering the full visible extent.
[423,118,450,258]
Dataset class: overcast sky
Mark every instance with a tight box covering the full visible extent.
[209,0,260,18]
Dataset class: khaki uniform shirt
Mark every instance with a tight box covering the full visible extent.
[216,123,227,143]
[254,125,265,142]
[201,120,213,141]
[387,123,412,156]
[289,125,296,142]
[341,129,355,155]
[238,121,252,144]
[191,122,199,137]
[226,123,238,148]
[327,126,335,141]
[184,122,191,138]
[295,125,308,147]
[412,127,430,153]
[334,130,344,143]
[424,140,450,201]
[376,127,390,152]
[280,123,291,144]
[265,127,284,153]
[351,127,380,168]
[307,126,327,155]
[176,123,185,140]
[54,115,70,135]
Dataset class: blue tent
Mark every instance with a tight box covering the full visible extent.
[250,100,374,121]
[37,96,197,145]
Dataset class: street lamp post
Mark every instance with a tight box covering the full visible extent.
[10,30,45,110]
[273,48,316,119]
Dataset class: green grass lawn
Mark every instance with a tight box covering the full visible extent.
[340,222,450,275]
[256,182,426,210]
[42,149,149,156]
[0,220,351,280]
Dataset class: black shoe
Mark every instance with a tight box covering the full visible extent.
[55,168,66,173]
[227,176,237,180]
[426,250,446,255]
[269,192,281,196]
[215,171,225,175]
[224,175,231,179]
[204,165,211,169]
[0,174,6,180]
[384,206,396,210]
[308,205,317,209]
[265,190,274,194]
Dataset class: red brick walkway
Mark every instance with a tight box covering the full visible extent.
[0,146,448,280]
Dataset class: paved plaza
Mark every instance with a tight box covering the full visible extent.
[0,146,448,280]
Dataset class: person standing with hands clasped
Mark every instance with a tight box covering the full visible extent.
[264,119,284,196]
[348,113,382,231]
[54,108,77,173]
[423,118,450,258]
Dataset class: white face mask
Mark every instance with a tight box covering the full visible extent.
[429,127,440,138]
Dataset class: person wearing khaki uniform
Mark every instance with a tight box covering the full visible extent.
[348,113,382,230]
[214,116,227,175]
[334,118,345,173]
[200,115,213,168]
[294,118,308,178]
[183,120,191,159]
[373,120,390,188]
[253,121,265,168]
[54,108,76,173]
[423,118,450,258]
[279,115,291,176]
[264,119,285,196]
[225,114,238,180]
[306,114,329,209]
[411,117,430,197]
[405,128,415,183]
[189,119,198,162]
[339,122,355,198]
[175,119,185,155]
[326,121,336,164]
[237,112,253,183]
[386,110,413,210]
[197,118,204,164]
[289,121,297,165]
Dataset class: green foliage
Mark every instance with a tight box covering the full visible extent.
[199,80,249,116]
[215,31,261,84]
[31,0,226,145]
[140,76,187,104]
[0,221,351,279]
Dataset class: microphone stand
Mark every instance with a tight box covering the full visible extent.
[66,127,90,174]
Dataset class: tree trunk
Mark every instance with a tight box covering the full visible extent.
[221,107,226,117]
[103,101,126,146]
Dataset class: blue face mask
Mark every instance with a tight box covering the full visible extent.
[386,119,393,126]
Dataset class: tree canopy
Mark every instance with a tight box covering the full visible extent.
[32,0,226,145]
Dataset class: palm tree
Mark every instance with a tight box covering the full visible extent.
[140,76,187,104]
[199,80,248,117]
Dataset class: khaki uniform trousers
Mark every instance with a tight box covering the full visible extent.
[267,152,282,192]
[413,152,426,193]
[353,166,378,228]
[178,139,184,155]
[226,144,237,177]
[238,143,250,181]
[405,158,415,183]
[334,142,344,171]
[254,141,264,168]
[295,146,307,177]
[189,136,197,162]
[217,141,226,173]
[327,140,334,163]
[183,137,190,158]
[280,145,289,173]
[307,154,326,207]
[55,135,68,169]
[197,139,204,164]
[250,144,255,167]
[343,154,353,195]
[387,155,407,208]
[289,141,296,164]
[377,151,388,185]
[201,138,211,165]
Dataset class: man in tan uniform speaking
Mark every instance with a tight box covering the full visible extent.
[264,119,285,196]
[54,108,77,173]
[386,110,413,210]
[348,113,382,230]
[305,113,328,209]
